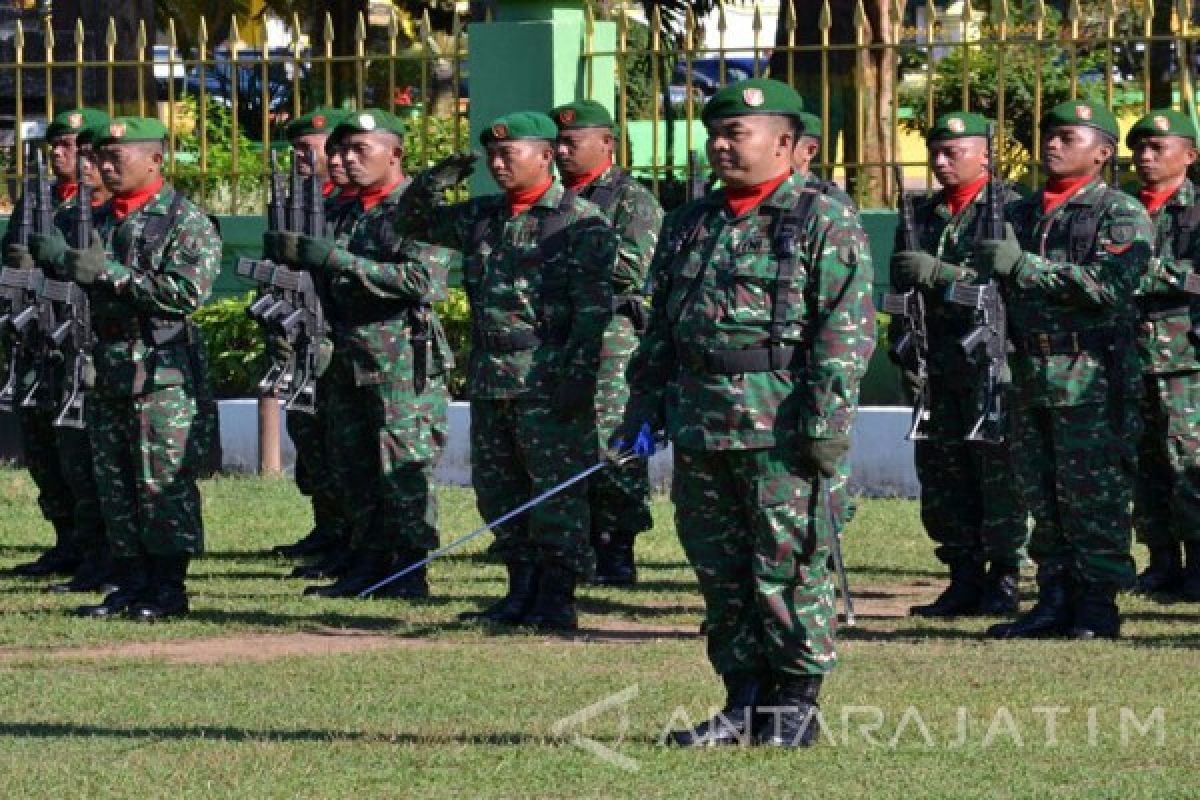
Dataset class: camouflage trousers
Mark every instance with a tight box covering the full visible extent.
[1011,402,1138,588]
[55,426,105,558]
[672,445,837,678]
[914,380,1029,569]
[325,377,447,555]
[1134,371,1200,546]
[188,330,222,477]
[286,377,346,544]
[18,406,74,530]
[87,386,204,558]
[470,397,596,579]
[591,327,653,542]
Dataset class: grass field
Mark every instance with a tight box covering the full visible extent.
[0,469,1196,799]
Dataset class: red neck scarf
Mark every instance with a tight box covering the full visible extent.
[507,177,555,216]
[562,161,612,192]
[1139,179,1185,215]
[724,170,791,218]
[322,180,336,197]
[335,186,359,204]
[1041,174,1094,215]
[943,174,988,216]
[55,182,78,204]
[358,177,402,212]
[112,177,164,221]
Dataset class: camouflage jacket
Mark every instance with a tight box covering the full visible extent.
[1134,178,1200,374]
[320,180,456,390]
[625,173,876,450]
[84,184,221,396]
[576,165,663,362]
[799,171,857,216]
[1003,176,1152,407]
[889,184,1019,378]
[428,181,617,400]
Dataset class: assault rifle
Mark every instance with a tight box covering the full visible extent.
[237,153,326,413]
[44,154,97,429]
[0,149,58,413]
[947,123,1008,443]
[686,149,707,201]
[880,164,930,440]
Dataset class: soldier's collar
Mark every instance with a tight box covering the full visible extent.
[531,179,565,210]
[757,171,802,210]
[134,183,175,216]
[1062,174,1107,205]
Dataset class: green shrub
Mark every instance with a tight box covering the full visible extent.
[192,292,267,399]
[435,287,469,400]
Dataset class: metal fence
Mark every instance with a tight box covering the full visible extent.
[4,2,1200,212]
[585,0,1200,205]
[0,7,468,213]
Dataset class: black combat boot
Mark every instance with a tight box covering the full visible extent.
[272,526,337,559]
[458,563,540,623]
[1132,543,1183,596]
[290,547,355,580]
[977,563,1020,615]
[11,520,81,577]
[667,672,761,747]
[1067,582,1120,639]
[755,674,824,748]
[593,532,637,587]
[1177,542,1200,602]
[128,555,192,622]
[303,550,391,598]
[987,564,1072,639]
[75,558,150,618]
[910,561,985,617]
[45,548,114,594]
[370,548,430,599]
[521,565,579,631]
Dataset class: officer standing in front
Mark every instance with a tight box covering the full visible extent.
[621,79,874,747]
[550,99,662,586]
[889,112,1028,618]
[978,101,1152,640]
[1127,109,1200,602]
[29,117,221,620]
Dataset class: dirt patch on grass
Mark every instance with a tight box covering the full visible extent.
[0,582,940,664]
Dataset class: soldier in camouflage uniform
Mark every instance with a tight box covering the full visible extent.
[1127,109,1200,601]
[39,120,115,594]
[790,108,858,534]
[978,101,1152,640]
[27,117,221,620]
[268,109,455,600]
[549,99,662,586]
[621,79,874,747]
[427,111,616,631]
[269,108,354,574]
[2,108,108,578]
[791,110,857,212]
[888,112,1028,617]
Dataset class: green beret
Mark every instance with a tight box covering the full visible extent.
[46,108,109,141]
[796,111,822,139]
[550,99,616,132]
[287,108,346,140]
[1041,100,1119,141]
[90,116,168,146]
[701,78,805,126]
[480,111,558,145]
[331,109,407,141]
[927,111,991,142]
[1126,109,1198,147]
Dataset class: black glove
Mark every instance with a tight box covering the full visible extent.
[798,435,849,479]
